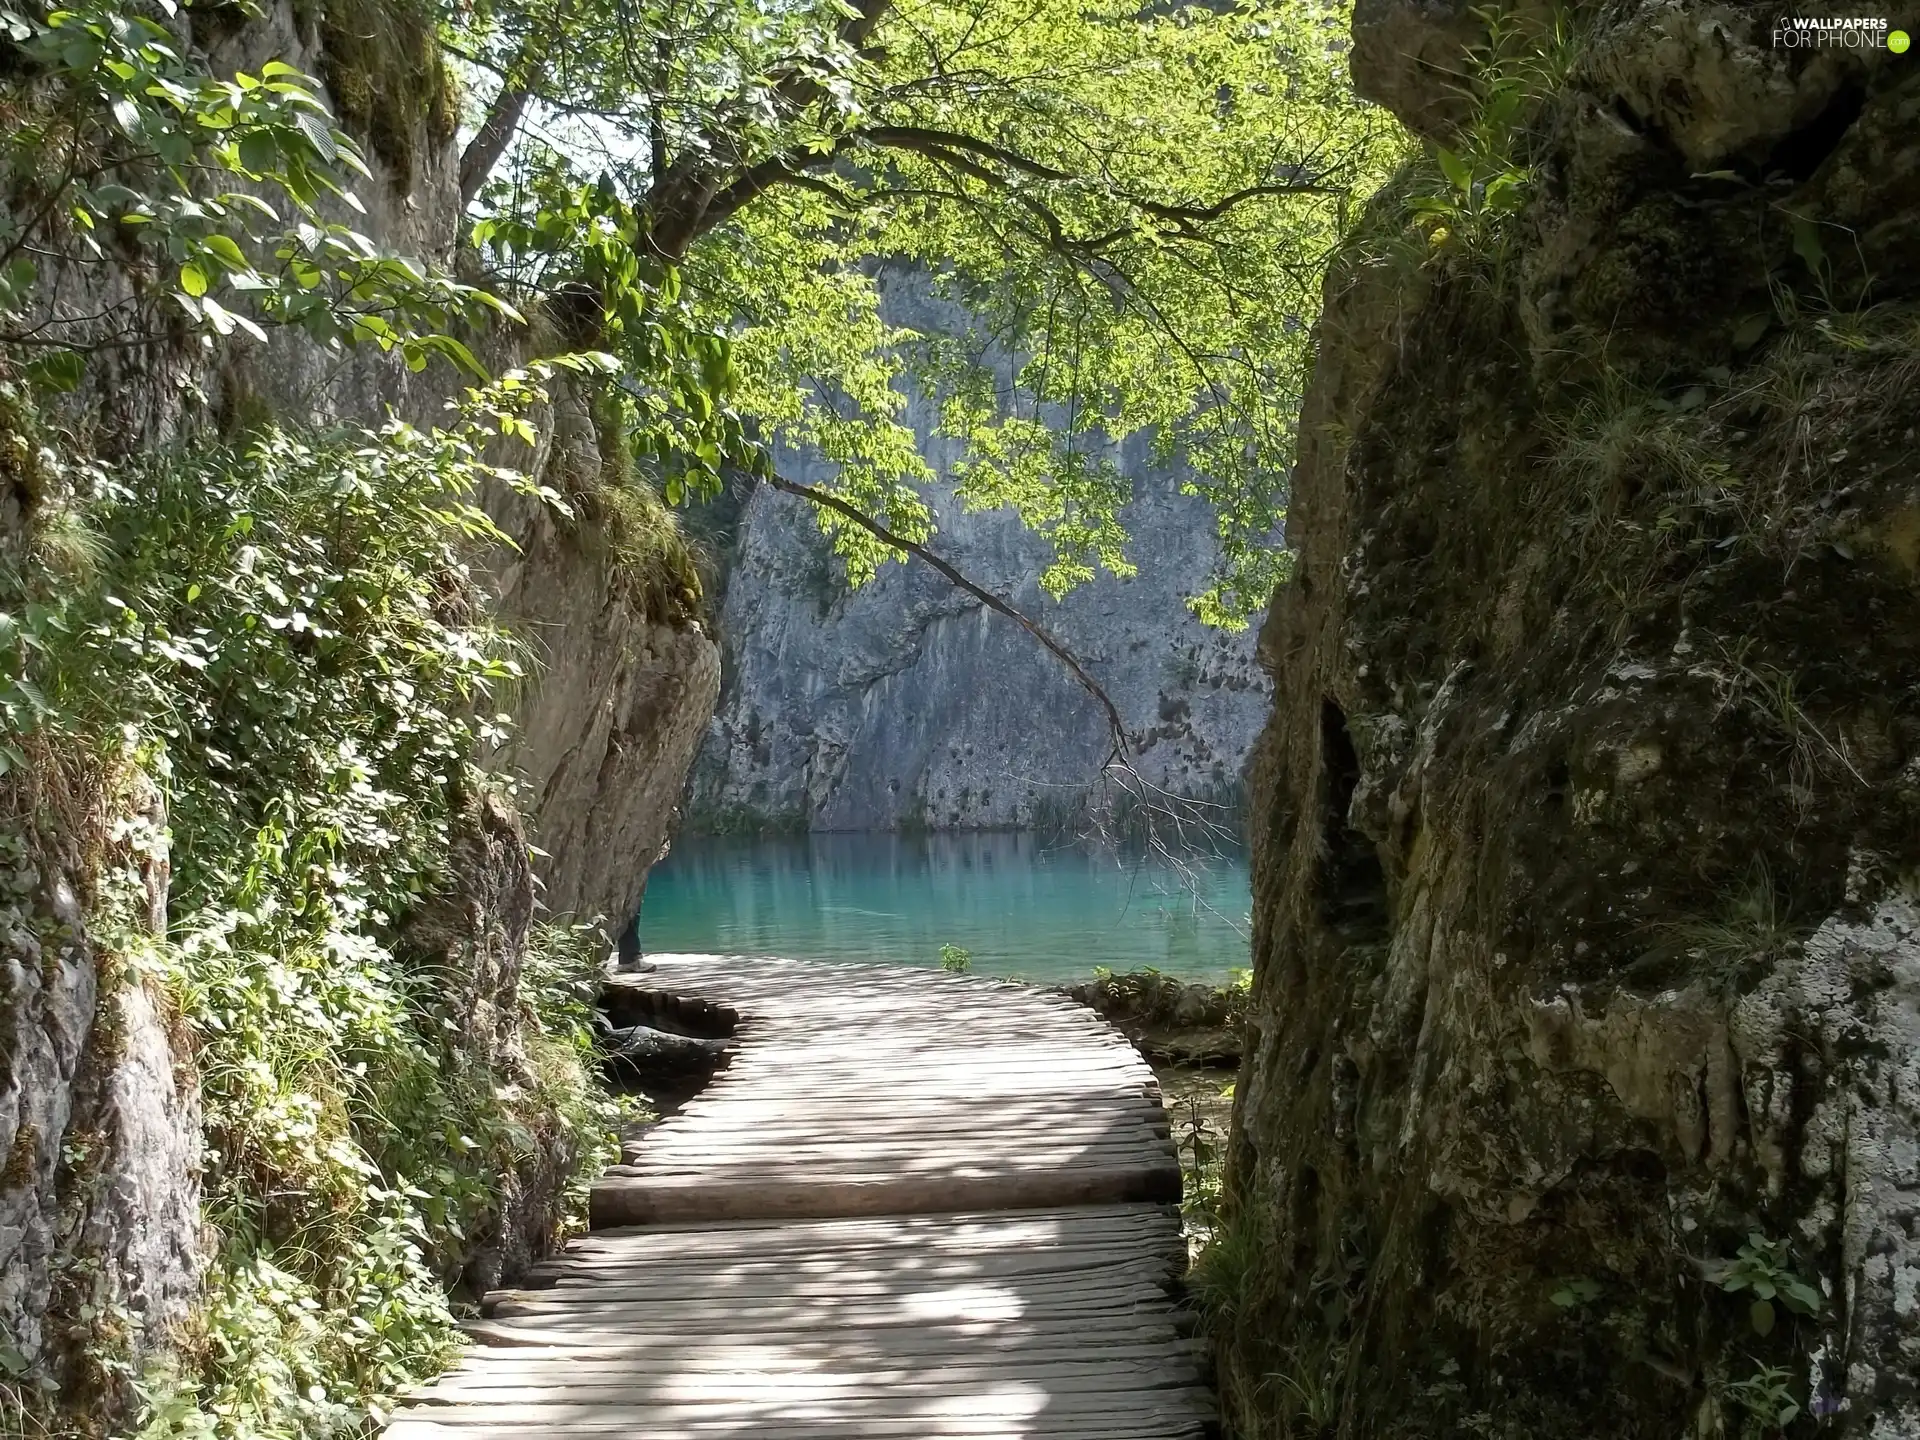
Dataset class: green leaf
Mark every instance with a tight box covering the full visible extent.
[0,256,37,308]
[238,129,277,174]
[1780,1277,1822,1315]
[293,108,338,162]
[200,295,236,335]
[23,349,84,392]
[1790,215,1828,281]
[1436,146,1473,195]
[1749,1298,1775,1336]
[430,336,487,380]
[202,234,249,270]
[1482,172,1525,213]
[179,261,208,297]
[1731,314,1772,351]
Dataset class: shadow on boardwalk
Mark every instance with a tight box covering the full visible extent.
[388,955,1215,1439]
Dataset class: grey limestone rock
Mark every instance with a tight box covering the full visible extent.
[688,274,1269,833]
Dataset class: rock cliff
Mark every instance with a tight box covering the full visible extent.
[1223,5,1920,1436]
[0,3,717,1413]
[0,762,202,1405]
[483,438,720,931]
[688,276,1269,833]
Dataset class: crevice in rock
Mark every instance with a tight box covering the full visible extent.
[1317,699,1390,942]
[1761,81,1866,183]
[1544,758,1571,816]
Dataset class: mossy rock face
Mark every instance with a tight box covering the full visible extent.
[1220,3,1920,1436]
[306,0,458,192]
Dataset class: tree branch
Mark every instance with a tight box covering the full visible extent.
[1137,179,1341,226]
[693,137,858,239]
[858,124,1074,182]
[461,82,531,205]
[766,473,1131,763]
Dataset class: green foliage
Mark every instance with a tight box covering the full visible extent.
[1724,1364,1801,1434]
[460,0,1404,625]
[558,389,706,622]
[1649,860,1801,994]
[1,1325,59,1436]
[1188,1207,1261,1330]
[1705,1234,1822,1339]
[1263,1350,1343,1435]
[471,167,765,507]
[1549,371,1743,556]
[1406,4,1577,256]
[937,942,972,973]
[1719,645,1868,795]
[0,0,508,387]
[1549,1276,1602,1309]
[1174,1092,1226,1236]
[5,363,620,1438]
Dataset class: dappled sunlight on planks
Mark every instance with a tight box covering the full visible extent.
[387,957,1212,1440]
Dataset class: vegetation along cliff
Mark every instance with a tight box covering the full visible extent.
[0,2,718,1432]
[1216,2,1920,1436]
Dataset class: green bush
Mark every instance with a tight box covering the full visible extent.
[5,367,621,1439]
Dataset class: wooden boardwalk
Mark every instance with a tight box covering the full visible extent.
[389,955,1211,1440]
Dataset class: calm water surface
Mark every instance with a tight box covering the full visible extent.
[638,831,1251,984]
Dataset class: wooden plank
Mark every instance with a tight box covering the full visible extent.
[590,1164,1182,1226]
[392,956,1211,1440]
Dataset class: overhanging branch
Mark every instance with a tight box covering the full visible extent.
[766,473,1132,764]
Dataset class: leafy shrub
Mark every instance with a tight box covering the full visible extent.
[5,364,622,1438]
[1406,4,1578,257]
[1705,1233,1822,1338]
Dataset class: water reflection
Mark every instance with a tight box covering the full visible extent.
[638,831,1250,983]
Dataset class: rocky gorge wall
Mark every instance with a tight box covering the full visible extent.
[0,2,716,1415]
[1223,3,1920,1436]
[687,275,1269,834]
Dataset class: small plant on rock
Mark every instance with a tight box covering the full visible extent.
[1725,1363,1801,1433]
[1189,1209,1262,1331]
[938,943,972,973]
[1705,1233,1822,1337]
[1408,4,1579,256]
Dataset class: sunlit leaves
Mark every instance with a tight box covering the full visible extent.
[7,376,615,1437]
[0,0,506,386]
[472,155,764,502]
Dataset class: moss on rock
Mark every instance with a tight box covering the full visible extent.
[307,0,458,191]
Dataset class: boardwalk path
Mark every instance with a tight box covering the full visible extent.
[389,954,1213,1439]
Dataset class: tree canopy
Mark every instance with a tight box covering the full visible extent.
[453,0,1401,623]
[0,0,1401,627]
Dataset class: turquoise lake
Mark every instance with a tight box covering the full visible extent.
[636,831,1252,984]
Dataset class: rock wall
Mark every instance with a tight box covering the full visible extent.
[0,760,202,1403]
[216,8,717,938]
[484,413,721,931]
[688,275,1268,833]
[1223,5,1920,1437]
[0,0,718,1406]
